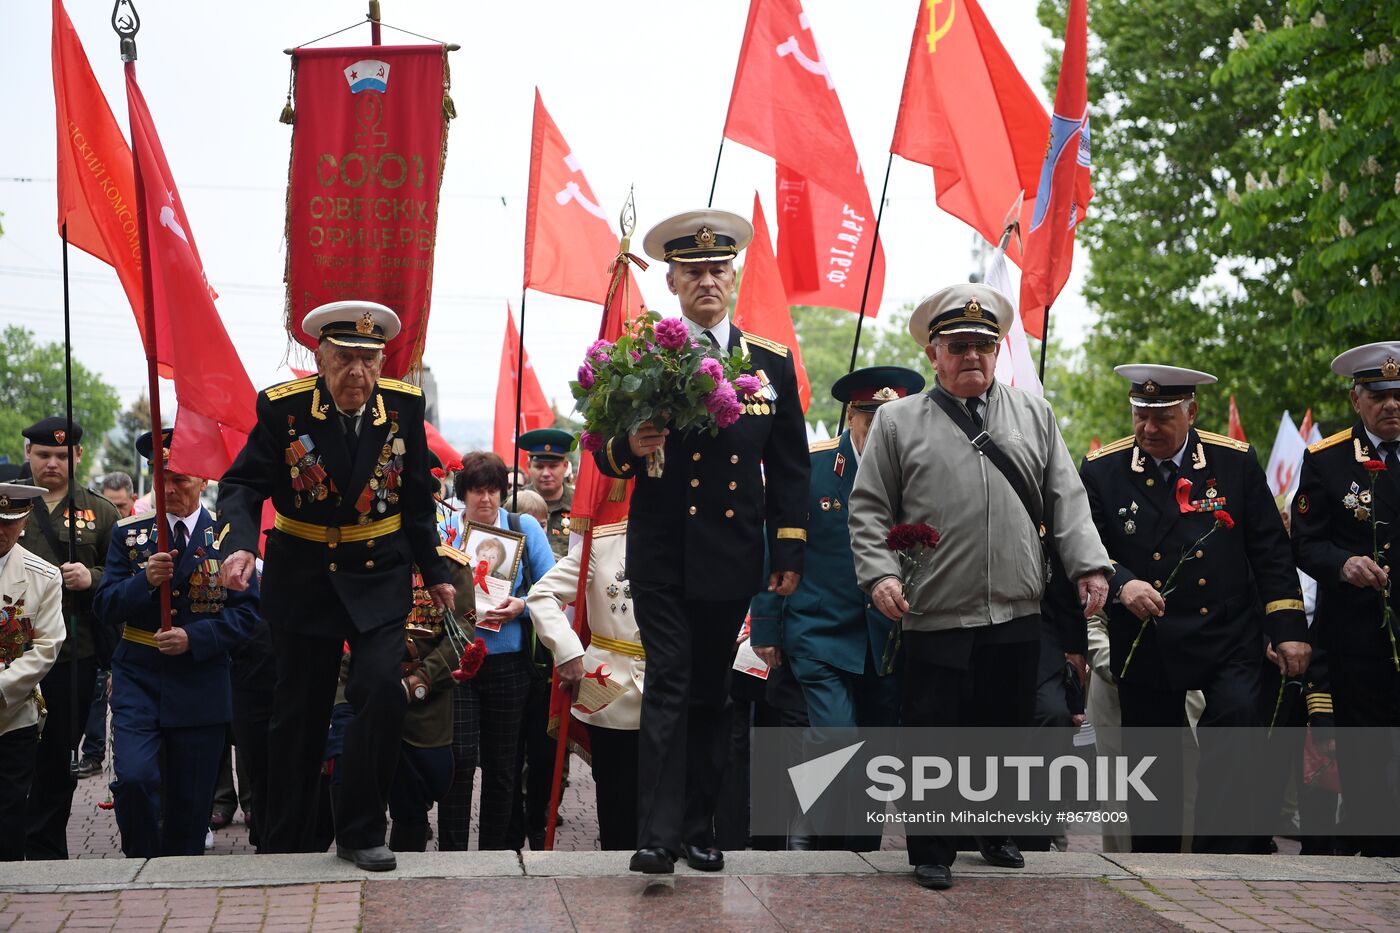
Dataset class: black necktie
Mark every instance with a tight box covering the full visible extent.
[1160,459,1179,483]
[341,411,359,458]
[171,521,188,554]
[965,397,984,431]
[1382,440,1400,470]
[702,329,719,350]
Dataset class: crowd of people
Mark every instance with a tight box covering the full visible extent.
[0,208,1395,891]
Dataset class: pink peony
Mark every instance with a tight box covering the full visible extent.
[734,373,762,397]
[706,380,744,429]
[698,357,724,381]
[654,317,690,350]
[579,431,603,452]
[576,363,596,389]
[586,339,614,364]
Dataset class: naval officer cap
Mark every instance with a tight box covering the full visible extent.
[302,301,402,350]
[22,416,83,447]
[1113,364,1217,407]
[831,366,926,413]
[1332,341,1400,392]
[642,209,754,264]
[0,483,45,522]
[135,428,174,463]
[517,428,575,462]
[907,283,1014,347]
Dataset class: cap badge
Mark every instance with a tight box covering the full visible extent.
[0,496,9,509]
[694,226,716,249]
[1383,357,1400,379]
[872,387,900,403]
[964,298,983,319]
[355,311,375,335]
[54,429,66,445]
[1142,380,1160,396]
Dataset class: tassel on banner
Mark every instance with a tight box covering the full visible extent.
[279,58,297,124]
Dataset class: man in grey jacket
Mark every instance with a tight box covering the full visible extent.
[848,283,1112,890]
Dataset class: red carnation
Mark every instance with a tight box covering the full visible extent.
[451,638,489,682]
[446,459,463,472]
[431,467,445,478]
[1214,510,1236,530]
[885,523,941,552]
[1364,459,1387,472]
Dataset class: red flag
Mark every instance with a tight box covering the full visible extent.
[1298,409,1314,441]
[424,421,462,470]
[734,194,810,413]
[1228,395,1247,443]
[723,0,883,315]
[890,0,1049,269]
[1018,0,1091,339]
[125,69,256,480]
[1088,436,1102,454]
[492,305,553,471]
[51,0,161,371]
[523,90,646,314]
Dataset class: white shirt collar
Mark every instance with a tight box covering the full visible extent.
[1364,426,1397,452]
[684,314,730,351]
[168,508,201,541]
[335,404,366,419]
[0,548,12,580]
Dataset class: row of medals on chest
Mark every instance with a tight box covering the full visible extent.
[606,564,631,614]
[124,525,226,610]
[1117,482,1223,535]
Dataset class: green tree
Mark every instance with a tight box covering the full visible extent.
[1034,0,1376,461]
[102,393,153,480]
[791,305,930,430]
[0,326,120,476]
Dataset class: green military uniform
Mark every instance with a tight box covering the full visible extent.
[527,483,573,559]
[20,486,117,663]
[517,429,576,560]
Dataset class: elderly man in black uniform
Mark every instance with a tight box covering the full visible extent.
[1080,364,1310,852]
[594,209,809,874]
[1292,341,1400,855]
[217,301,454,871]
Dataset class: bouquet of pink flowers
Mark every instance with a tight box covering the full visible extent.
[570,312,756,477]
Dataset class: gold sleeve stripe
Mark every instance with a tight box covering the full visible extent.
[376,377,424,396]
[1306,695,1334,713]
[215,525,232,549]
[776,528,807,541]
[605,437,628,475]
[1265,599,1305,614]
[1308,428,1351,454]
[593,519,629,538]
[266,376,318,400]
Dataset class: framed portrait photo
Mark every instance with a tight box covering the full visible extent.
[462,521,526,626]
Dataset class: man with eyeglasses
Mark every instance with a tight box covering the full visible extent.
[848,283,1112,890]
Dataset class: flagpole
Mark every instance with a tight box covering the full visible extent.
[1037,303,1052,384]
[837,151,894,425]
[706,137,726,208]
[115,3,172,633]
[511,294,526,500]
[59,221,83,771]
[369,0,382,45]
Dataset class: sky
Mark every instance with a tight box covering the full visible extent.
[2,0,1092,444]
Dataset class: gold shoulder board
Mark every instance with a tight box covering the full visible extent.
[809,438,841,453]
[265,375,318,401]
[117,510,157,527]
[377,377,424,397]
[437,544,471,566]
[1307,428,1350,454]
[593,519,629,538]
[740,332,790,358]
[1198,429,1251,452]
[1086,435,1134,461]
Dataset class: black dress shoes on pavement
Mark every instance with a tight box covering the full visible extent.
[682,843,725,871]
[914,864,953,889]
[335,844,398,872]
[978,839,1025,869]
[629,847,676,874]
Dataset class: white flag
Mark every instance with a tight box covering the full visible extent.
[1264,410,1307,498]
[986,247,1044,397]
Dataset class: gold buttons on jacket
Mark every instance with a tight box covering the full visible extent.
[329,562,338,572]
[1199,607,1208,616]
[730,455,739,464]
[1198,578,1206,587]
[1153,580,1163,589]
[366,560,375,569]
[688,506,697,516]
[728,481,737,490]
[725,509,735,518]
[1195,550,1204,558]
[1152,552,1162,561]
[367,539,376,549]
[692,452,702,462]
[690,479,700,488]
[171,590,180,598]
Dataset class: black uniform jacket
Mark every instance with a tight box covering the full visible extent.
[1081,428,1308,691]
[216,374,449,636]
[1291,423,1399,658]
[594,328,809,601]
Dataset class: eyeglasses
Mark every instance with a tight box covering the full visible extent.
[940,339,999,356]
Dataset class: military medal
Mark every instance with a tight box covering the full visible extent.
[820,497,831,511]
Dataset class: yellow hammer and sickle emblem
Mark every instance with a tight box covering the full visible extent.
[926,0,956,53]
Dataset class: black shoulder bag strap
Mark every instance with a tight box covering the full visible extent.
[929,388,1054,582]
[29,494,65,558]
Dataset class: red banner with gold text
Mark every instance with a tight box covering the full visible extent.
[284,45,452,377]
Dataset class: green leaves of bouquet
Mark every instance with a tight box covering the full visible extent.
[570,312,756,454]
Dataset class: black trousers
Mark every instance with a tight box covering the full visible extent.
[508,671,555,850]
[26,655,97,859]
[262,619,407,852]
[1330,651,1400,856]
[388,743,453,852]
[231,617,275,848]
[901,620,1040,868]
[631,583,748,853]
[586,723,640,850]
[0,726,38,861]
[1117,653,1260,854]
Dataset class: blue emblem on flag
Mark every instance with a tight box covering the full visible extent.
[1028,110,1090,234]
[343,60,391,94]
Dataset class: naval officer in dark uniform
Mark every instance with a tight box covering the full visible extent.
[1080,364,1310,852]
[594,209,810,874]
[1291,341,1400,855]
[93,429,259,857]
[217,301,455,871]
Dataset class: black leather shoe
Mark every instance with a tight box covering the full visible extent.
[682,843,725,871]
[913,864,953,889]
[978,840,1025,869]
[335,844,398,872]
[629,847,675,874]
[787,835,818,851]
